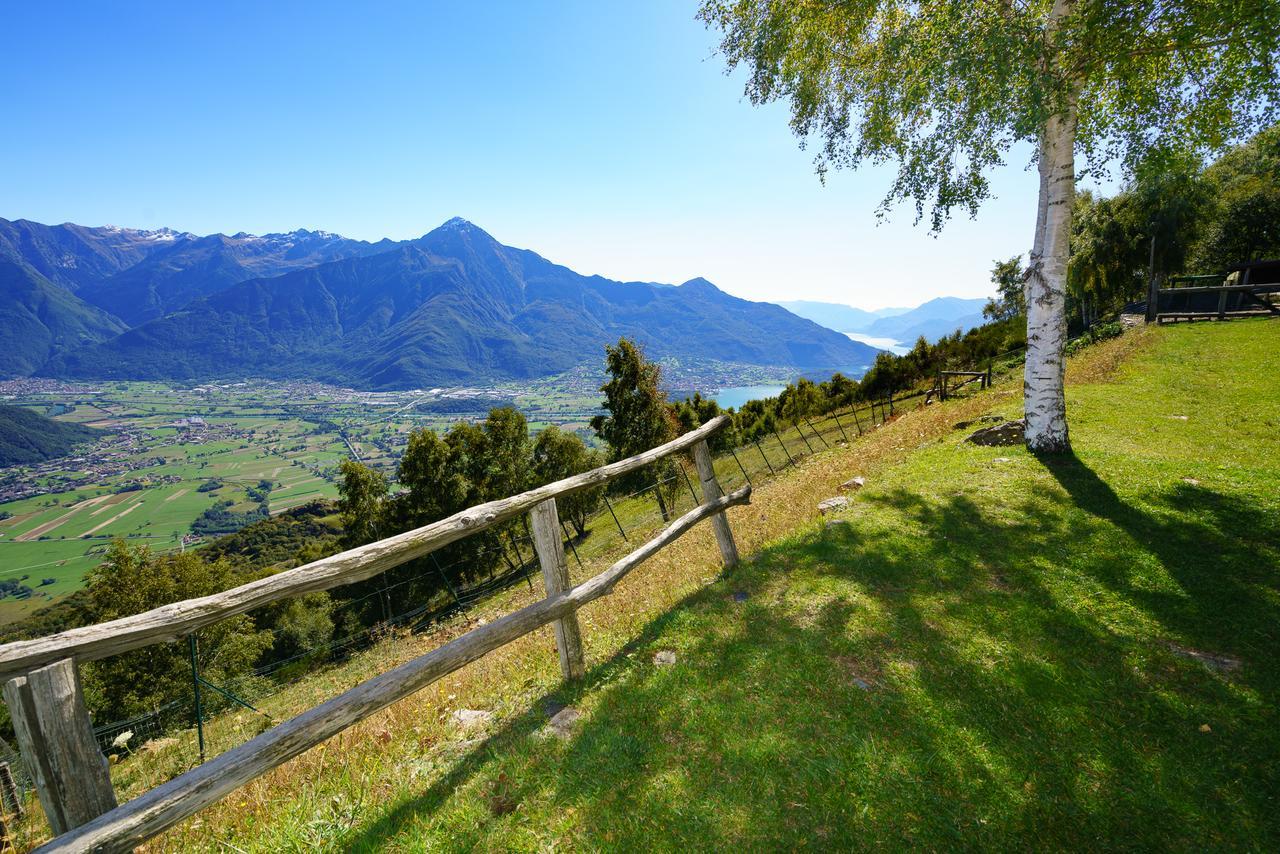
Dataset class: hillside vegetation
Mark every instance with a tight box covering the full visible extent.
[11,319,1278,851]
[0,404,99,467]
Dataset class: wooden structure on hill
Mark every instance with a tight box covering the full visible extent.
[929,367,992,403]
[1147,259,1280,323]
[0,417,746,853]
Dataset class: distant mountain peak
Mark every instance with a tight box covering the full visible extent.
[679,277,726,297]
[440,216,479,231]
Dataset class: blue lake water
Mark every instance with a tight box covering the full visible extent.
[713,385,788,409]
[844,331,910,356]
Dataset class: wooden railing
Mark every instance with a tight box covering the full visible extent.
[0,416,748,853]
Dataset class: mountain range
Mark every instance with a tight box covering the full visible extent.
[780,297,988,344]
[1,216,878,389]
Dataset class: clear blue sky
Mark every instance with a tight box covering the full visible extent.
[1,1,1110,309]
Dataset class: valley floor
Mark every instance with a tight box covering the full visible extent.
[19,319,1280,851]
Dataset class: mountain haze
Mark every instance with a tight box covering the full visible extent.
[24,218,877,389]
[864,297,987,343]
[778,301,909,331]
[780,296,988,344]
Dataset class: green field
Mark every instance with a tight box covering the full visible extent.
[0,374,621,623]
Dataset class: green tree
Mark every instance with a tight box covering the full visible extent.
[1194,179,1280,271]
[336,459,388,549]
[778,378,822,425]
[984,256,1026,322]
[531,426,605,537]
[673,392,737,451]
[591,338,680,521]
[699,0,1280,452]
[1192,126,1280,269]
[84,540,271,723]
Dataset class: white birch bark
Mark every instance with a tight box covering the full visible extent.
[1023,0,1077,453]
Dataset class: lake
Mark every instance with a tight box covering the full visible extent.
[713,385,788,409]
[845,331,910,356]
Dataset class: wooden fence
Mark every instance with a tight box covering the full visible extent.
[0,416,747,853]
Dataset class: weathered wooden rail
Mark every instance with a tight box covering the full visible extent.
[1147,261,1280,323]
[931,368,991,402]
[0,416,747,853]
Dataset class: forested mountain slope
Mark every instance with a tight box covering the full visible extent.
[43,219,877,388]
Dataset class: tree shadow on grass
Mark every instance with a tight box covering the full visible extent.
[341,455,1280,851]
[1036,451,1280,659]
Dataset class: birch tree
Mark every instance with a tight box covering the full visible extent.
[699,0,1279,451]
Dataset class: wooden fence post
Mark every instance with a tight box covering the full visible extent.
[528,499,586,680]
[2,659,117,835]
[691,440,739,568]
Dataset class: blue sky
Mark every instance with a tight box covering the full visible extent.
[2,1,1107,308]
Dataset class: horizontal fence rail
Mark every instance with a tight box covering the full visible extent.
[38,487,751,854]
[0,415,752,853]
[0,415,731,683]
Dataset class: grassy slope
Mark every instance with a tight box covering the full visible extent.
[16,320,1279,851]
[325,320,1275,852]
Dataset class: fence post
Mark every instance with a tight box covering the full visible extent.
[692,440,740,568]
[832,411,850,443]
[602,495,628,541]
[2,659,117,835]
[751,437,776,475]
[190,635,206,762]
[528,498,586,680]
[770,425,796,466]
[794,421,816,454]
[806,418,831,449]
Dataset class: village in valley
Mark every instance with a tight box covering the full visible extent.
[0,358,790,622]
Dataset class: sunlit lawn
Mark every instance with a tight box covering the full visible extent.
[334,319,1279,850]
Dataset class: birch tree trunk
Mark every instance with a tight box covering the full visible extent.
[1023,0,1078,454]
[1024,100,1076,452]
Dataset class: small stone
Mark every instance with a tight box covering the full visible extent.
[825,518,849,529]
[993,457,1013,463]
[653,650,677,665]
[839,476,866,491]
[732,590,748,602]
[547,707,582,740]
[1199,723,1212,733]
[851,678,873,691]
[818,496,850,515]
[451,708,493,730]
[1167,414,1189,421]
[966,419,1025,447]
[1182,477,1201,486]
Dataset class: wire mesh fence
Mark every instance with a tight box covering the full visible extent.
[3,383,954,808]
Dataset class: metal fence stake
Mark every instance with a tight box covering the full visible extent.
[189,635,205,763]
[602,495,628,541]
[751,437,776,475]
[770,425,796,466]
[728,445,752,486]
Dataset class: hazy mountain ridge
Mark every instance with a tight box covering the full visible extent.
[30,218,878,389]
[780,296,988,344]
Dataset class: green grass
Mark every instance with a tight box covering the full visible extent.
[226,319,1273,851]
[9,321,1279,851]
